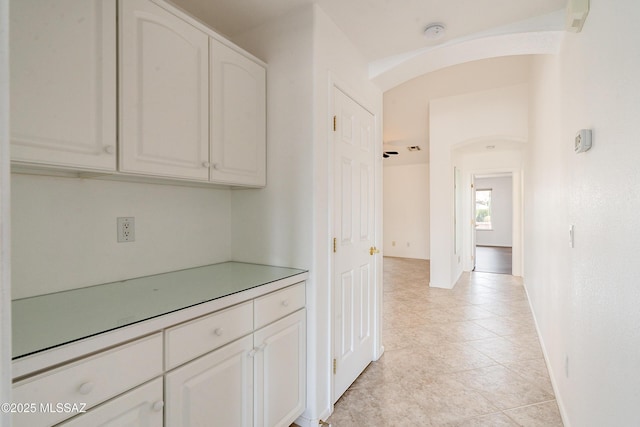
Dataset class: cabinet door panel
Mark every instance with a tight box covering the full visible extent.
[10,0,116,171]
[254,309,306,427]
[165,335,253,427]
[57,378,163,427]
[210,39,266,187]
[119,0,209,180]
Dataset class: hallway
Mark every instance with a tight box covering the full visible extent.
[327,257,563,426]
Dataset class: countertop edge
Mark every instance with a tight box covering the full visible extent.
[13,270,308,379]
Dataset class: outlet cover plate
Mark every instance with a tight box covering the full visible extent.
[117,217,135,243]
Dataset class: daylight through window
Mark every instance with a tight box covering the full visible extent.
[475,189,492,230]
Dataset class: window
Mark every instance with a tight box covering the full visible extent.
[475,189,492,230]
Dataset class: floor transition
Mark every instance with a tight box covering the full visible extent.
[474,246,513,275]
[325,257,563,426]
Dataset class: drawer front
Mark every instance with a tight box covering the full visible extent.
[165,301,253,370]
[254,282,305,329]
[12,333,163,427]
[57,377,163,426]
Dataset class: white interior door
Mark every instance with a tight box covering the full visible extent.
[471,176,477,271]
[332,87,376,403]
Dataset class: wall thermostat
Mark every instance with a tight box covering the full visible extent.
[575,129,592,153]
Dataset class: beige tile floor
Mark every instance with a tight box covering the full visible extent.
[326,257,563,426]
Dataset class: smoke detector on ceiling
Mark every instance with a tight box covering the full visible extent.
[423,23,446,41]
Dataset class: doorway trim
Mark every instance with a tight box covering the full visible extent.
[465,168,523,276]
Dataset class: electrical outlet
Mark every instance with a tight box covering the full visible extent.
[117,217,135,243]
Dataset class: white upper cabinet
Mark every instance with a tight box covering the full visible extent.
[210,39,266,187]
[10,0,117,171]
[119,0,210,181]
[11,0,267,187]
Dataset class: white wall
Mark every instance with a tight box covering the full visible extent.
[230,6,314,271]
[474,176,512,247]
[384,55,531,165]
[383,164,429,259]
[429,84,528,288]
[11,175,232,298]
[232,5,383,423]
[526,0,640,424]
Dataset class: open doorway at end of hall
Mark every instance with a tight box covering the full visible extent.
[473,173,513,275]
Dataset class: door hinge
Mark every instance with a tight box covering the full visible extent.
[333,358,337,375]
[333,237,337,253]
[333,115,337,132]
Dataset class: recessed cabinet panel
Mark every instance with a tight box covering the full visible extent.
[254,309,306,427]
[210,39,266,187]
[10,0,116,171]
[119,0,209,180]
[165,335,254,427]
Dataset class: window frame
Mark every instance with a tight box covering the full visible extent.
[475,188,493,231]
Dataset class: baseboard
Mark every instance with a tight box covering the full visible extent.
[295,406,333,427]
[294,414,315,427]
[523,282,572,427]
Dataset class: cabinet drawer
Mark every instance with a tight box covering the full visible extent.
[12,333,162,427]
[254,282,305,329]
[57,377,163,426]
[165,301,253,369]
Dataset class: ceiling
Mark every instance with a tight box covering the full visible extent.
[170,0,566,63]
[169,0,568,166]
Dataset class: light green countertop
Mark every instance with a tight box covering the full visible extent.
[12,262,307,359]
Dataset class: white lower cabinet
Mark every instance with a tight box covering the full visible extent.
[163,282,307,427]
[254,309,306,427]
[165,309,306,427]
[12,282,306,427]
[165,335,254,427]
[57,378,164,427]
[12,334,163,427]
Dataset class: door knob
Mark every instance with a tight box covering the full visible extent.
[369,246,380,256]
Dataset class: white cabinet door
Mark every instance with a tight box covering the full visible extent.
[210,39,266,187]
[165,335,254,427]
[57,378,163,427]
[119,0,210,180]
[254,309,306,427]
[10,0,116,171]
